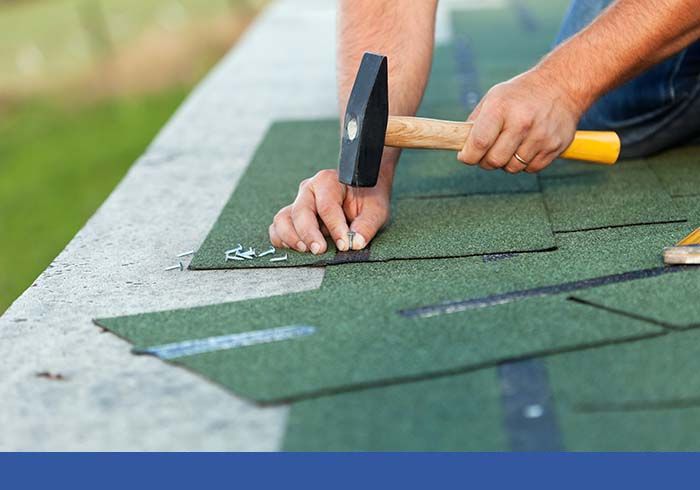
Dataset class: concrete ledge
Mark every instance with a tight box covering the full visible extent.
[0,0,500,450]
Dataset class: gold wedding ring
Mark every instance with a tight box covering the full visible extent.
[514,153,530,166]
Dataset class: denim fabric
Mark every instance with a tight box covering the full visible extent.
[555,0,700,157]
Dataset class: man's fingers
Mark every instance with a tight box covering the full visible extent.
[505,126,561,174]
[291,188,327,255]
[503,145,537,174]
[313,174,350,251]
[349,208,387,251]
[316,197,350,251]
[524,150,559,174]
[479,128,525,170]
[503,155,529,174]
[269,223,283,248]
[272,206,306,252]
[458,109,504,166]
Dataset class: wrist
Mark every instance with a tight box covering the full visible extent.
[533,56,600,117]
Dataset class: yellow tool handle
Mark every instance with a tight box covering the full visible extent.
[385,116,621,165]
[560,130,620,164]
[677,227,700,246]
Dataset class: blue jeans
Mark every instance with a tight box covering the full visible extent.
[556,0,700,157]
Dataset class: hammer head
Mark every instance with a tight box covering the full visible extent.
[338,52,388,187]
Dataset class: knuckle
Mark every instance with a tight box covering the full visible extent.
[513,112,534,132]
[316,201,336,218]
[328,224,346,238]
[546,139,562,153]
[529,127,548,144]
[300,230,317,244]
[315,169,337,182]
[486,84,505,99]
[472,135,491,151]
[298,179,310,192]
[273,207,289,221]
[485,155,506,168]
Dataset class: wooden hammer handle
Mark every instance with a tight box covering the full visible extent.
[385,116,621,165]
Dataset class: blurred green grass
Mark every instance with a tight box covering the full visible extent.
[0,89,189,312]
[0,0,260,88]
[0,0,264,314]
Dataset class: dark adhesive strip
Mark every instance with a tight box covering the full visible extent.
[330,245,371,264]
[399,266,692,318]
[498,359,563,451]
[453,36,481,111]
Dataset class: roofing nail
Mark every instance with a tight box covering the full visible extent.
[258,246,275,257]
[177,250,195,258]
[347,231,355,250]
[269,254,288,262]
[225,245,243,255]
[164,262,184,271]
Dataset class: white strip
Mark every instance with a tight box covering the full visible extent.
[136,325,316,360]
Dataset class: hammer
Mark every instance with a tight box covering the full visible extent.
[338,52,621,187]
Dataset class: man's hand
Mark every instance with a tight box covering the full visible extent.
[269,169,390,254]
[457,69,586,174]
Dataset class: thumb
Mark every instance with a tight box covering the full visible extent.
[349,207,388,250]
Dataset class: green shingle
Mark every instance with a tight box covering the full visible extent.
[540,164,685,232]
[557,405,700,451]
[647,145,700,197]
[283,368,507,451]
[97,223,679,404]
[547,329,700,411]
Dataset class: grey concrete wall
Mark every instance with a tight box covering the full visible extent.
[0,0,501,450]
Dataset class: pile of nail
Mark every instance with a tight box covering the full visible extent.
[225,244,287,263]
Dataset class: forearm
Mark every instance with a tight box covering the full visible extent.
[535,0,700,113]
[337,0,437,191]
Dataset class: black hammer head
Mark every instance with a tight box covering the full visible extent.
[338,52,388,187]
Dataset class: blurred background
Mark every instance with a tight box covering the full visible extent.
[0,0,267,314]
